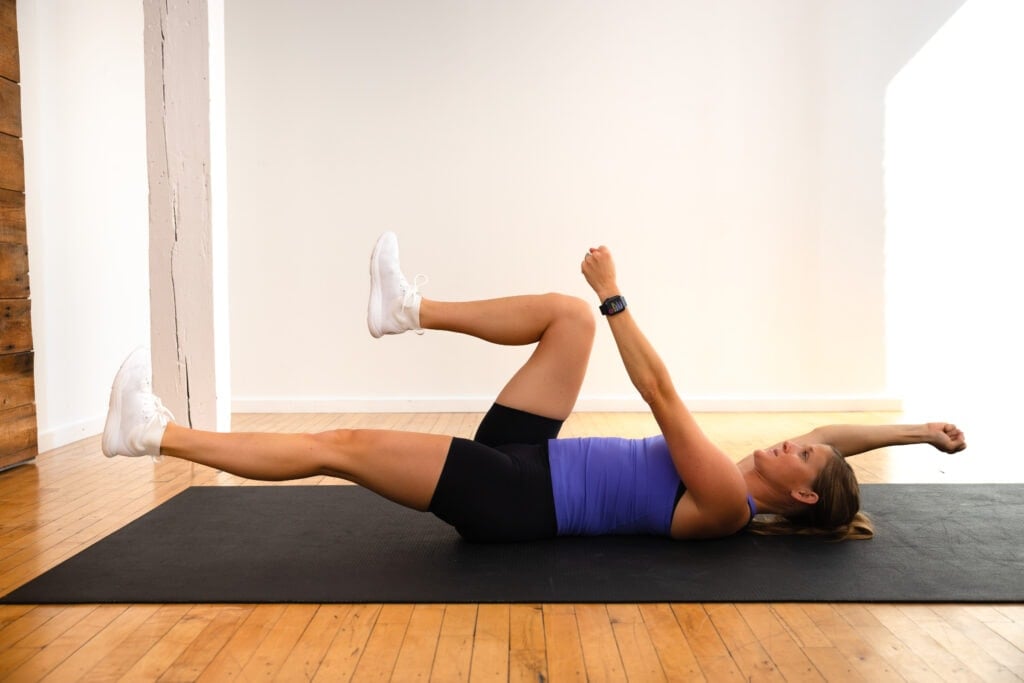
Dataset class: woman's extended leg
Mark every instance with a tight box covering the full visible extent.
[160,424,449,510]
[102,348,449,511]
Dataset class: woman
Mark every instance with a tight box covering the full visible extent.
[102,233,966,542]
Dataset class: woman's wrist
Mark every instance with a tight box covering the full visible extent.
[893,424,935,446]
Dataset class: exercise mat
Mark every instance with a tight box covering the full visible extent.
[3,484,1022,603]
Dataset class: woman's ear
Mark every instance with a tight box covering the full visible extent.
[790,488,819,505]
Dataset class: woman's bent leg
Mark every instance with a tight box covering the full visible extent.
[420,293,595,420]
[160,424,450,511]
[368,233,595,422]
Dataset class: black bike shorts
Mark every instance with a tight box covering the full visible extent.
[428,404,563,542]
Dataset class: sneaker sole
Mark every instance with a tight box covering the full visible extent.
[367,233,389,338]
[101,351,137,457]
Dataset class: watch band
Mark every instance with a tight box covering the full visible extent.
[599,295,627,316]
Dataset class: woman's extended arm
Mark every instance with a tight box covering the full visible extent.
[785,423,966,457]
[581,246,749,536]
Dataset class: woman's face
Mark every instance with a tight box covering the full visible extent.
[752,440,832,496]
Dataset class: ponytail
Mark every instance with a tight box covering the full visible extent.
[748,452,874,541]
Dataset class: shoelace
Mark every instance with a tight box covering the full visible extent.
[144,395,176,462]
[403,274,429,335]
[150,395,176,424]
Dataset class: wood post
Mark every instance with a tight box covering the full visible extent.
[143,0,229,431]
[0,0,35,470]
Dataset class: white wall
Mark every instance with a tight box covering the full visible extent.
[225,0,957,413]
[19,1,151,450]
[886,0,1024,469]
[16,1,973,450]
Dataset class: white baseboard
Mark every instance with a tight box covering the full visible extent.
[232,394,903,414]
[39,415,105,453]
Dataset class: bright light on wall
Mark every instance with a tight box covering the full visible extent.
[885,0,1024,471]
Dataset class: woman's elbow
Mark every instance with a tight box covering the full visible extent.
[637,379,669,406]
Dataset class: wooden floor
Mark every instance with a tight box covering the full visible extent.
[1,411,1022,682]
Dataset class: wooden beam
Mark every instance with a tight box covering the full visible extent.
[0,350,32,410]
[0,0,18,83]
[0,77,20,137]
[0,242,28,298]
[143,0,229,431]
[0,132,23,192]
[0,297,30,353]
[0,187,25,244]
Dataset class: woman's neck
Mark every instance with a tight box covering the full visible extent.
[740,463,791,516]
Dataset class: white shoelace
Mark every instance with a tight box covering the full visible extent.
[403,274,429,335]
[150,395,176,424]
[145,395,176,462]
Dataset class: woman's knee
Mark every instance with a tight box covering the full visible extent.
[309,428,367,472]
[545,293,596,337]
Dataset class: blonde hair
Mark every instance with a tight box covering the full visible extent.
[748,449,874,541]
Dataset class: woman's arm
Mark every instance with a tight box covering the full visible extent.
[784,423,966,457]
[581,246,748,536]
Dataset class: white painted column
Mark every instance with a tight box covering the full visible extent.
[143,0,230,431]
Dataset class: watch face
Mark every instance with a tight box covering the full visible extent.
[602,296,626,314]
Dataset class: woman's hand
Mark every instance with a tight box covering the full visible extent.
[581,246,619,301]
[926,422,967,453]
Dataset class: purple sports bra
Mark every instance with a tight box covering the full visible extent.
[547,435,757,536]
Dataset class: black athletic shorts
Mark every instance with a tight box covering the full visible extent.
[428,403,563,542]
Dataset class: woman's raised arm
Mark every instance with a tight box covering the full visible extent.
[581,246,749,537]
[783,423,966,457]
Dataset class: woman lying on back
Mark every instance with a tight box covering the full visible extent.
[101,234,966,542]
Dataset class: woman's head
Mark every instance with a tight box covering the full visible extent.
[749,443,874,541]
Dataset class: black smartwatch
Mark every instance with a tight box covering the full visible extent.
[599,295,627,316]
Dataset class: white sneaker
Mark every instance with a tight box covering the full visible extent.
[101,348,175,458]
[367,231,427,338]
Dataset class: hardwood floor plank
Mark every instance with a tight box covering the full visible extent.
[866,605,983,683]
[38,605,160,682]
[606,603,667,681]
[160,605,254,681]
[801,646,865,682]
[542,604,586,682]
[312,604,382,682]
[235,603,322,680]
[901,606,1019,679]
[833,603,942,682]
[987,620,1024,653]
[770,603,834,649]
[391,604,444,681]
[735,603,823,682]
[80,604,194,682]
[574,604,626,682]
[116,605,223,682]
[936,606,1024,668]
[508,604,547,683]
[637,603,705,681]
[194,604,287,681]
[275,605,354,681]
[5,605,126,681]
[799,604,903,681]
[669,604,744,682]
[0,605,70,650]
[704,603,785,682]
[350,603,414,681]
[430,604,477,682]
[469,603,510,682]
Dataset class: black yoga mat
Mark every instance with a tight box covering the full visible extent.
[3,484,1022,604]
